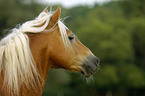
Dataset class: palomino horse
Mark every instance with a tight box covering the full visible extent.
[0,6,100,96]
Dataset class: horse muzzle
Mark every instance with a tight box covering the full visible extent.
[81,55,100,77]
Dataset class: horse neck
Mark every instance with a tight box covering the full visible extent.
[28,33,52,77]
[27,33,52,95]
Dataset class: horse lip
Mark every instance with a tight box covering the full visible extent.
[81,70,91,77]
[80,63,98,77]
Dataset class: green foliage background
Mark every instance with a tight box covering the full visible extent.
[0,0,145,96]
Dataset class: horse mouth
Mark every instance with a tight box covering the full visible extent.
[80,65,99,77]
[80,56,100,77]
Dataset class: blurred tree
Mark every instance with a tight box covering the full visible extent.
[131,18,145,69]
[119,64,145,88]
[119,0,145,17]
[0,0,44,37]
[118,0,145,70]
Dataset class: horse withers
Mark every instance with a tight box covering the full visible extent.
[0,6,100,96]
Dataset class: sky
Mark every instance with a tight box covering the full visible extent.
[40,0,111,8]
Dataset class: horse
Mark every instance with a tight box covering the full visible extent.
[0,6,100,96]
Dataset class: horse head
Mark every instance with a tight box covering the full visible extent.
[28,6,100,78]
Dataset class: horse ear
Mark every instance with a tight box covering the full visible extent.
[49,6,61,27]
[43,7,49,13]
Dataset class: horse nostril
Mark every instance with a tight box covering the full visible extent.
[97,58,100,64]
[95,57,100,65]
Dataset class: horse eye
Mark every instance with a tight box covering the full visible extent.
[68,35,74,41]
